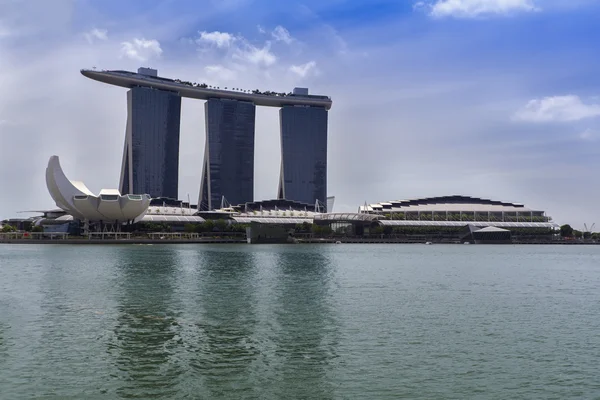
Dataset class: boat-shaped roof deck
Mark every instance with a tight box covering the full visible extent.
[81,69,333,110]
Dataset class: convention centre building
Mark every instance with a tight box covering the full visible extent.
[359,195,558,229]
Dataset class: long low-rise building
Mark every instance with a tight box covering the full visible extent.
[359,195,556,226]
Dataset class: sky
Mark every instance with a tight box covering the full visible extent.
[1,0,600,228]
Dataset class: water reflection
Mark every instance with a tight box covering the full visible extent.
[109,246,184,398]
[187,247,260,398]
[0,322,6,360]
[30,250,111,394]
[270,248,340,399]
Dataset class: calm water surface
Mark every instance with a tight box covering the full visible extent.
[0,244,599,399]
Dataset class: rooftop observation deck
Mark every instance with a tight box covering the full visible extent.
[81,69,333,110]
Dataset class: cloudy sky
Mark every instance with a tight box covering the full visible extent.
[1,0,600,228]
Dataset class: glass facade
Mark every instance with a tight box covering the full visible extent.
[119,86,181,199]
[278,105,328,208]
[199,98,256,210]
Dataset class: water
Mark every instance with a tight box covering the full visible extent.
[1,244,599,399]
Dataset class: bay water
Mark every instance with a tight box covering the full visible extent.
[1,244,599,399]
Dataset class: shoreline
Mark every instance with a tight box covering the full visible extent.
[0,238,597,245]
[0,238,247,245]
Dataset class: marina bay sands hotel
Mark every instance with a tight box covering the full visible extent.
[81,67,332,211]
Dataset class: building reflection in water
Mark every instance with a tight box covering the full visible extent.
[269,248,340,399]
[101,245,339,398]
[108,246,184,399]
[186,246,260,398]
[0,322,6,361]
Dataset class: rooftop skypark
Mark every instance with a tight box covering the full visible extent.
[81,68,332,109]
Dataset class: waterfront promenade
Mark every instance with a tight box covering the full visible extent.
[1,232,597,245]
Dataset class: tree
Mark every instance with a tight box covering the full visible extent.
[198,220,215,233]
[371,226,384,235]
[215,219,228,232]
[184,224,196,233]
[2,224,15,233]
[560,224,574,237]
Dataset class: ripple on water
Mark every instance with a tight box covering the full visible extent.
[0,244,600,398]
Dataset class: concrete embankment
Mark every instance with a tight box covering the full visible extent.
[0,238,246,245]
[1,238,597,245]
[299,238,599,245]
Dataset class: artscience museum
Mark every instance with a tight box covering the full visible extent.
[46,156,151,225]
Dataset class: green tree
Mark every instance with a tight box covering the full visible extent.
[199,220,215,233]
[215,219,228,232]
[184,224,196,233]
[560,224,574,237]
[2,224,15,232]
[371,226,384,235]
[312,224,322,235]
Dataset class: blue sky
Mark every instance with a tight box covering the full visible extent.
[1,0,600,228]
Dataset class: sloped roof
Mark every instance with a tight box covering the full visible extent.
[475,226,510,233]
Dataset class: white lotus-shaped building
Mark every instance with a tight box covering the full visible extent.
[46,156,151,222]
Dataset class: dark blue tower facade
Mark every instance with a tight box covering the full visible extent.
[199,98,256,210]
[278,105,328,208]
[119,86,181,199]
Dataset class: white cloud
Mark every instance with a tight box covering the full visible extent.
[3,0,600,229]
[513,95,600,122]
[257,25,266,34]
[197,30,236,48]
[413,1,429,11]
[271,25,292,44]
[420,0,538,18]
[234,42,276,67]
[84,28,107,43]
[0,24,11,38]
[120,38,162,61]
[290,61,316,77]
[194,29,283,70]
[579,128,599,141]
[204,65,237,81]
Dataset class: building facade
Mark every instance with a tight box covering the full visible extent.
[82,69,332,208]
[199,98,256,210]
[359,195,556,227]
[278,105,329,208]
[120,86,181,199]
